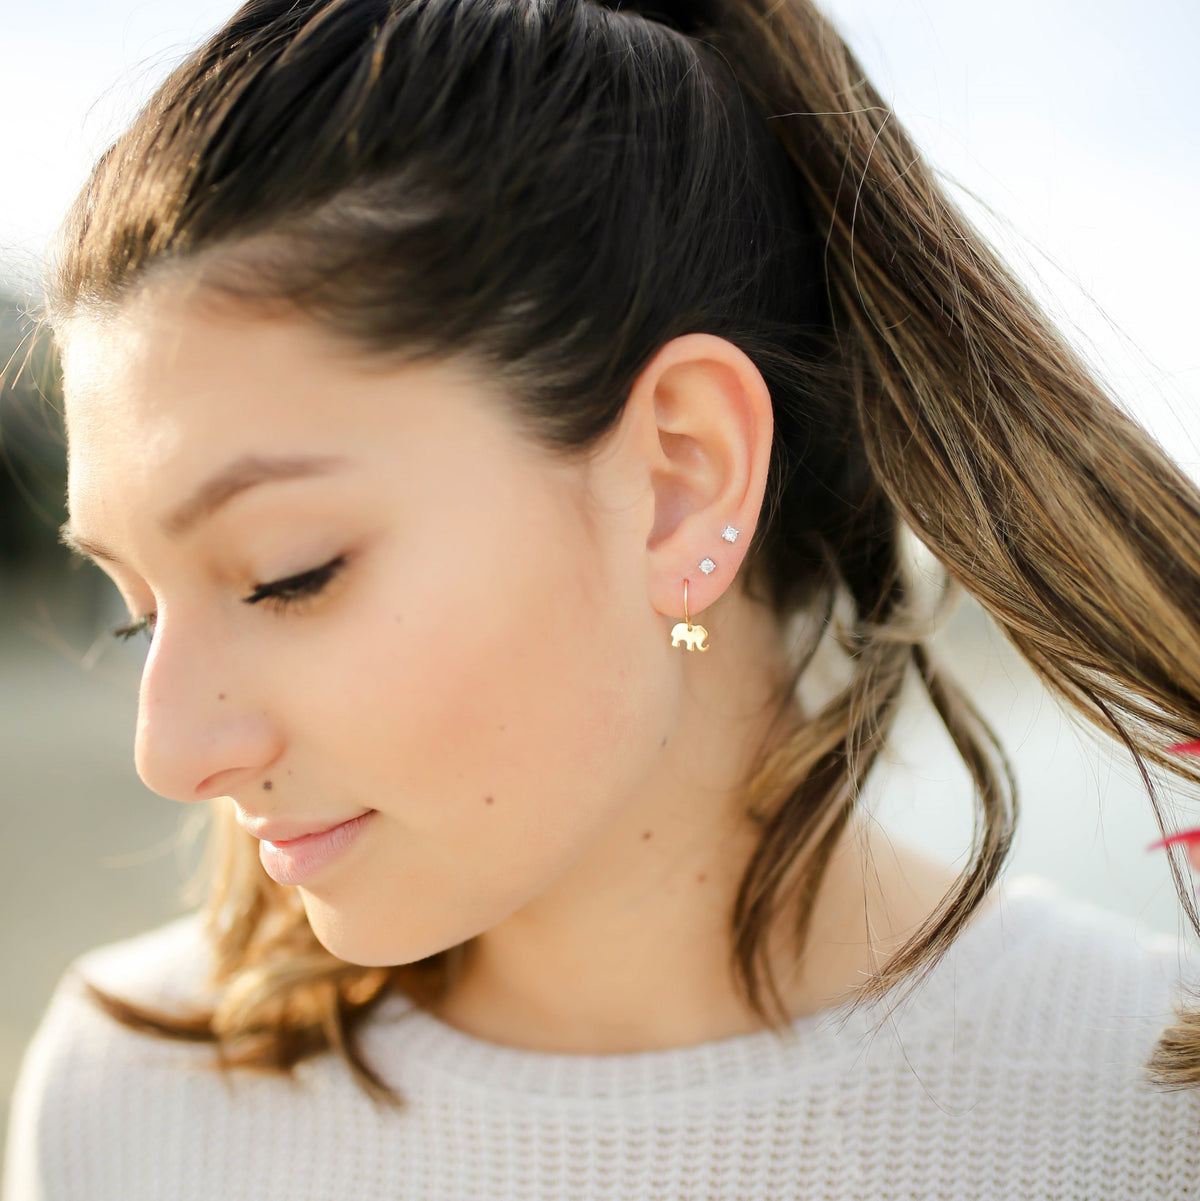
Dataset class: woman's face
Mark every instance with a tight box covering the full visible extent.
[61,285,691,966]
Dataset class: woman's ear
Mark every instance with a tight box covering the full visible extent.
[627,333,773,625]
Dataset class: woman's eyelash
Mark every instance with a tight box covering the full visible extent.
[112,615,155,643]
[108,555,349,642]
[243,554,348,609]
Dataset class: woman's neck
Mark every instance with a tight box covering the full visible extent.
[425,816,965,1054]
[422,590,966,1055]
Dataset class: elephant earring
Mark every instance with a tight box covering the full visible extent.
[670,578,710,652]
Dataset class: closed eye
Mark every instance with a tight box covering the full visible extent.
[243,554,348,609]
[112,615,155,642]
[109,554,349,642]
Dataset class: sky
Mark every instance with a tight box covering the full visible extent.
[1,0,1196,473]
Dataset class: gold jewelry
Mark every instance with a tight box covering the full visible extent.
[668,525,739,649]
[670,578,709,652]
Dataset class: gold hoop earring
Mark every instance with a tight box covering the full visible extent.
[670,578,709,652]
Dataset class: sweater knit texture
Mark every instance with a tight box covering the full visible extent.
[5,875,1200,1199]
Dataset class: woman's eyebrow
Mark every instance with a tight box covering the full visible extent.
[160,452,350,536]
[59,452,351,564]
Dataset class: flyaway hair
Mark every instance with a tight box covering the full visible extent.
[51,0,1200,1100]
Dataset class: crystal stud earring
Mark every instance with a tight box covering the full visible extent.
[699,525,738,574]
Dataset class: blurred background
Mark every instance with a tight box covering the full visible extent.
[2,0,1198,1167]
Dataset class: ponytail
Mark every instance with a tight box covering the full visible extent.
[683,0,1200,1084]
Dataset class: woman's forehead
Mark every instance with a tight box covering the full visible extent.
[63,293,378,443]
[58,290,539,516]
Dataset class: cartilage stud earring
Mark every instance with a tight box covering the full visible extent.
[699,558,716,575]
[721,524,739,543]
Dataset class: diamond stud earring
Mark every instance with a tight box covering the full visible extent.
[699,557,716,575]
[721,524,739,543]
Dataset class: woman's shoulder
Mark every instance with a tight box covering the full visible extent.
[5,913,401,1200]
[999,873,1195,1010]
[73,909,218,1001]
[7,911,221,1083]
[9,910,219,1078]
[890,873,1200,1085]
[3,914,239,1201]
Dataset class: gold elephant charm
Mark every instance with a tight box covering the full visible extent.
[670,621,710,651]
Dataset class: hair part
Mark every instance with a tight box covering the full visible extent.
[55,0,1200,1102]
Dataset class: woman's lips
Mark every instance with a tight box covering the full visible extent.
[256,810,377,886]
[238,809,367,843]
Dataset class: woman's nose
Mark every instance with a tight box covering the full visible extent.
[132,612,283,803]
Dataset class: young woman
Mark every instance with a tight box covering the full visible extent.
[6,0,1200,1196]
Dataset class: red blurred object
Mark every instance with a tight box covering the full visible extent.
[1146,829,1200,853]
[1147,828,1200,873]
[1155,743,1200,869]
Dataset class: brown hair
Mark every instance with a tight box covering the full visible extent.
[52,0,1200,1101]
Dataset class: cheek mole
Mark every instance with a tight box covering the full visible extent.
[485,796,495,805]
[642,830,653,841]
[263,780,273,791]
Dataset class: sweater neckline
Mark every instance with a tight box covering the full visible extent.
[360,875,1056,1100]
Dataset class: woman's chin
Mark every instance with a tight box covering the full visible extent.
[298,890,456,968]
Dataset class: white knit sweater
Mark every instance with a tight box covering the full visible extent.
[5,875,1200,1200]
